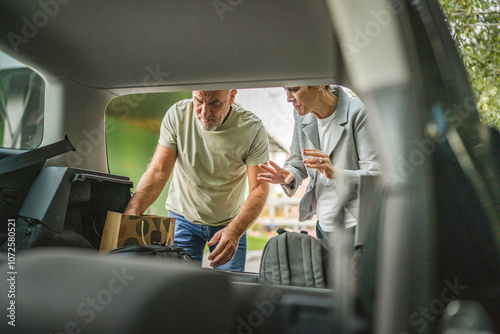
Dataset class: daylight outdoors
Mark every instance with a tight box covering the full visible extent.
[440,0,499,129]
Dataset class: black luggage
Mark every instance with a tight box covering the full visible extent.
[259,228,332,288]
[107,244,193,263]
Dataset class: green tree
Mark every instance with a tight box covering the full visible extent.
[439,0,500,130]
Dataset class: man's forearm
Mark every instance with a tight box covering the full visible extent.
[125,144,177,215]
[226,183,269,237]
[125,170,168,215]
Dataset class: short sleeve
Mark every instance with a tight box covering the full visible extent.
[158,104,178,149]
[245,121,269,166]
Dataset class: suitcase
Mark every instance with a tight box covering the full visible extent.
[107,244,193,263]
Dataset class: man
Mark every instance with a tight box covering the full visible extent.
[125,89,269,271]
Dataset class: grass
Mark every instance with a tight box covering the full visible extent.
[247,235,270,250]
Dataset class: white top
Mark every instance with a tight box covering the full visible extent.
[315,113,357,231]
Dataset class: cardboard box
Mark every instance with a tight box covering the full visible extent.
[99,211,175,253]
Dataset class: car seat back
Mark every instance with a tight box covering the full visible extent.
[0,249,234,334]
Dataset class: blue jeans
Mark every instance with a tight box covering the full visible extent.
[316,221,355,249]
[316,221,333,249]
[168,212,247,271]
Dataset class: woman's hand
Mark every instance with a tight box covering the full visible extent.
[257,161,295,185]
[302,148,335,179]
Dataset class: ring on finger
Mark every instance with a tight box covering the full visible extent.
[318,157,323,164]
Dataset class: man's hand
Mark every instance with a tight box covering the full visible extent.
[206,164,268,268]
[207,227,240,268]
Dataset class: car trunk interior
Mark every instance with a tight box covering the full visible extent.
[0,0,499,333]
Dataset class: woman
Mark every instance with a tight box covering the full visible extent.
[257,85,381,241]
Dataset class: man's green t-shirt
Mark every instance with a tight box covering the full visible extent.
[159,99,269,226]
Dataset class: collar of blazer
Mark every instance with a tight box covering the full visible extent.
[301,86,352,153]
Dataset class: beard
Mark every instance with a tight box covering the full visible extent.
[196,107,231,131]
